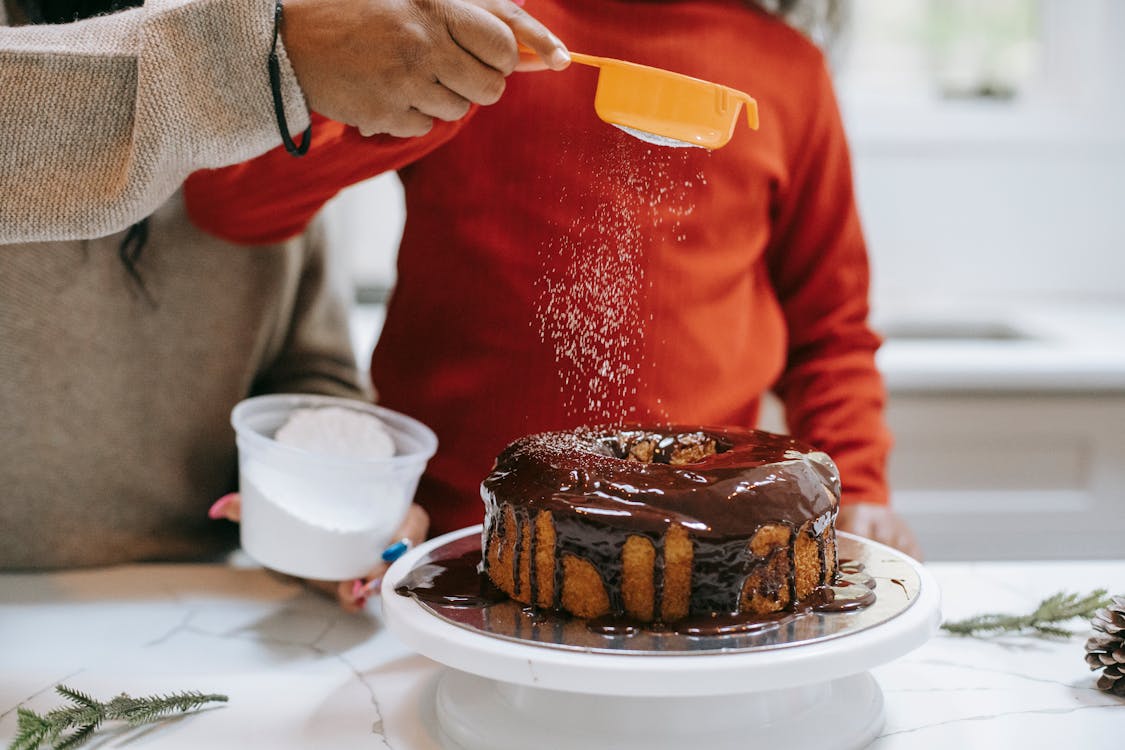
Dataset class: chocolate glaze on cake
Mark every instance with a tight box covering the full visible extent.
[481,426,841,622]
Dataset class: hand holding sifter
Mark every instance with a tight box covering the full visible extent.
[521,44,759,149]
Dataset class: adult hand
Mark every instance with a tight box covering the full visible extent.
[836,503,923,561]
[281,0,570,137]
[209,494,430,611]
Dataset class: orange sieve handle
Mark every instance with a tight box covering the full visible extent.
[566,51,609,69]
[732,91,760,131]
[517,42,606,69]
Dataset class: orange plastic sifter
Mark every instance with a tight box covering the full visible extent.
[524,45,759,149]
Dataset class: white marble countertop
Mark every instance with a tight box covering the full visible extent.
[2,559,1122,749]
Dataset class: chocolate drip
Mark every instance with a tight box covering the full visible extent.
[786,529,798,607]
[512,509,524,599]
[653,534,666,620]
[552,524,565,609]
[585,611,787,638]
[396,547,876,633]
[483,426,839,541]
[820,565,877,611]
[688,536,758,614]
[394,550,508,608]
[528,512,539,606]
[816,533,827,585]
[551,511,636,614]
[481,426,841,621]
[495,506,508,563]
[508,512,836,621]
[665,612,788,637]
[481,510,495,570]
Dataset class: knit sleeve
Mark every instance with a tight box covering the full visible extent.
[766,56,892,507]
[0,0,306,243]
[250,216,367,400]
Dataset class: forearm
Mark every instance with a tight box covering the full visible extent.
[0,0,304,243]
[762,51,893,507]
[185,112,474,245]
[773,339,892,507]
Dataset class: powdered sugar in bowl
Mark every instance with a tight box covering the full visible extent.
[230,394,437,580]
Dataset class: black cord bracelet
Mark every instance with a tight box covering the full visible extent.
[268,0,311,156]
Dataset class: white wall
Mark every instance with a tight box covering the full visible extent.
[322,174,405,292]
[840,0,1125,312]
[850,131,1125,311]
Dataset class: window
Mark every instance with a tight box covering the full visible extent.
[838,0,1041,104]
[833,0,1124,146]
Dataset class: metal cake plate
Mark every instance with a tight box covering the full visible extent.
[383,525,940,697]
[389,525,921,656]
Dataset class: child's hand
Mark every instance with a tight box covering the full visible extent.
[836,503,922,561]
[208,494,430,611]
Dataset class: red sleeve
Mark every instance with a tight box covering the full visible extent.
[184,111,474,245]
[766,57,892,507]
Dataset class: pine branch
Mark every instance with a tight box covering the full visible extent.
[52,688,96,712]
[5,685,228,750]
[53,724,97,750]
[42,706,98,737]
[942,589,1112,638]
[106,691,228,726]
[10,709,50,750]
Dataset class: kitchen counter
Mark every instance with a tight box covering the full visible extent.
[2,559,1122,748]
[873,301,1125,392]
[870,301,1125,561]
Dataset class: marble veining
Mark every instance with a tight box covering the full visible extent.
[2,560,1123,748]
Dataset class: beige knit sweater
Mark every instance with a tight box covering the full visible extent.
[0,0,307,243]
[0,192,365,569]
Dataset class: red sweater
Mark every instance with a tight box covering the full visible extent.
[185,0,891,537]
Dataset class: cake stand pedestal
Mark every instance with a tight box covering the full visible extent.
[382,527,940,750]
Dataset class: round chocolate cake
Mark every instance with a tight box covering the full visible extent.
[481,427,841,623]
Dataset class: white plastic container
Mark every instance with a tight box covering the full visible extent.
[231,394,437,580]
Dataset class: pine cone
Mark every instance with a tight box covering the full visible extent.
[1085,594,1125,697]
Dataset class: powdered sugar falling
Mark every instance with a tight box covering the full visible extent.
[535,138,707,422]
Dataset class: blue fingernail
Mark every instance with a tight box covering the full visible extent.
[381,538,411,563]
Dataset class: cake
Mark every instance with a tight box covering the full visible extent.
[481,426,840,623]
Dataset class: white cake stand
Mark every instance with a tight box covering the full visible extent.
[382,526,941,750]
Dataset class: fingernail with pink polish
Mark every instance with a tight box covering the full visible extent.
[208,494,237,520]
[350,579,366,601]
